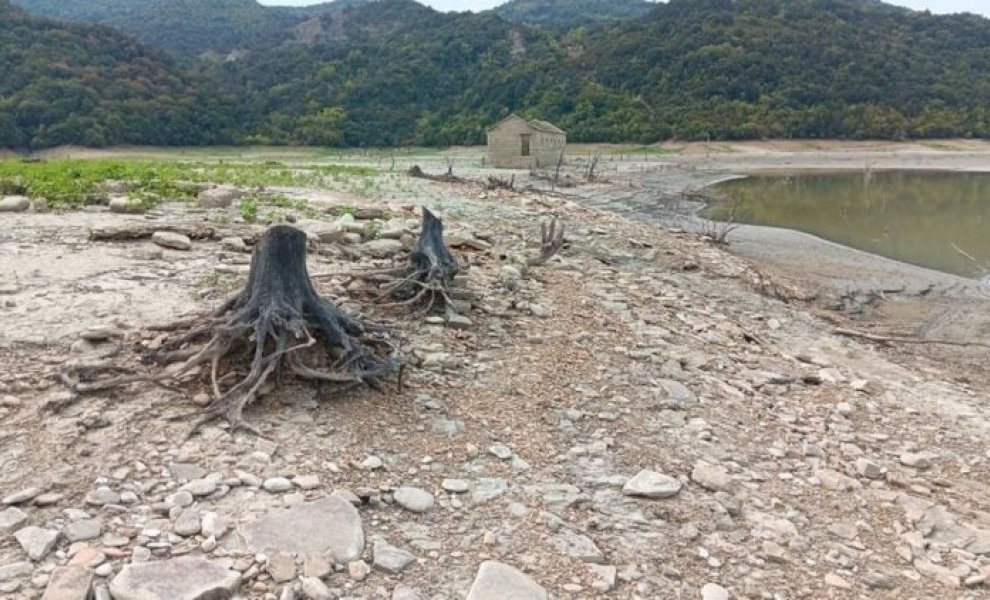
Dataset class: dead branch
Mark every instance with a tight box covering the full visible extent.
[407,165,467,184]
[525,218,566,267]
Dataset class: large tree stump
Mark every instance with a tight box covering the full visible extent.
[63,224,398,435]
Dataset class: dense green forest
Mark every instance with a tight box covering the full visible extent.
[0,0,235,149]
[5,0,990,149]
[10,0,371,58]
[493,0,656,30]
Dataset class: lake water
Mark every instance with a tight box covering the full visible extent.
[707,171,990,279]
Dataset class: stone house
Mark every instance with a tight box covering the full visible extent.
[486,115,566,169]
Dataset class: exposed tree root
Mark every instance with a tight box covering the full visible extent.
[61,224,398,437]
[347,208,472,315]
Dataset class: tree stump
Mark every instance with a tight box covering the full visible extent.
[63,224,398,435]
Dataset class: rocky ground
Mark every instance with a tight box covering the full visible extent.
[1,153,990,599]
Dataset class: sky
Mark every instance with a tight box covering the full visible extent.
[259,0,990,17]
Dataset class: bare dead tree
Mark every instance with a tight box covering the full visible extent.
[62,225,398,436]
[552,151,565,191]
[585,155,600,182]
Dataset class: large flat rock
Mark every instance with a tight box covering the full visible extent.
[466,561,548,600]
[240,497,364,563]
[108,556,240,600]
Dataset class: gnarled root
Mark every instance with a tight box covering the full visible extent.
[62,225,399,437]
[351,207,470,315]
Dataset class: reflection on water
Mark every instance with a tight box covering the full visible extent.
[707,171,990,278]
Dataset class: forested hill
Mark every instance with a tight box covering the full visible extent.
[9,0,371,58]
[0,0,235,148]
[565,0,990,140]
[6,0,990,150]
[492,0,657,29]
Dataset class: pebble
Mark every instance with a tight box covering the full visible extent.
[180,478,217,497]
[173,508,202,537]
[701,583,730,600]
[622,469,683,498]
[393,487,435,513]
[360,456,384,470]
[65,519,102,543]
[3,487,42,505]
[900,452,933,469]
[348,560,371,581]
[0,507,28,534]
[263,478,293,493]
[293,475,320,490]
[151,231,192,251]
[825,573,852,589]
[0,196,30,212]
[373,541,416,573]
[442,479,470,493]
[14,526,60,560]
[855,458,884,479]
[301,576,332,600]
[489,443,513,460]
[691,462,733,492]
[466,561,547,600]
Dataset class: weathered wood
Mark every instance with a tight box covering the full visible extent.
[66,224,398,436]
[833,328,990,349]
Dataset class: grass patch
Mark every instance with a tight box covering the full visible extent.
[0,159,376,209]
[616,145,683,156]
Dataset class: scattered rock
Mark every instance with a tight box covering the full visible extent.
[198,186,242,209]
[348,560,370,581]
[824,573,852,589]
[267,552,296,583]
[180,479,217,497]
[221,237,249,253]
[0,507,28,534]
[361,239,404,258]
[300,576,332,600]
[701,583,730,600]
[293,475,320,490]
[0,196,30,213]
[393,487,435,513]
[42,566,93,600]
[64,519,102,543]
[489,443,513,460]
[691,462,733,492]
[471,479,508,504]
[240,498,364,563]
[151,231,193,251]
[109,557,241,600]
[900,452,933,469]
[855,458,884,479]
[466,561,548,600]
[622,469,682,498]
[3,487,42,505]
[174,508,202,537]
[359,456,384,470]
[108,197,145,214]
[441,479,470,493]
[14,526,60,560]
[553,530,605,564]
[0,561,32,582]
[373,541,415,573]
[263,477,293,493]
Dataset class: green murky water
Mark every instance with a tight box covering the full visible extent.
[707,171,990,279]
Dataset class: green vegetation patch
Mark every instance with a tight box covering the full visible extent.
[0,159,376,209]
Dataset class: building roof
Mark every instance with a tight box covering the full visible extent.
[528,120,565,135]
[487,114,565,135]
